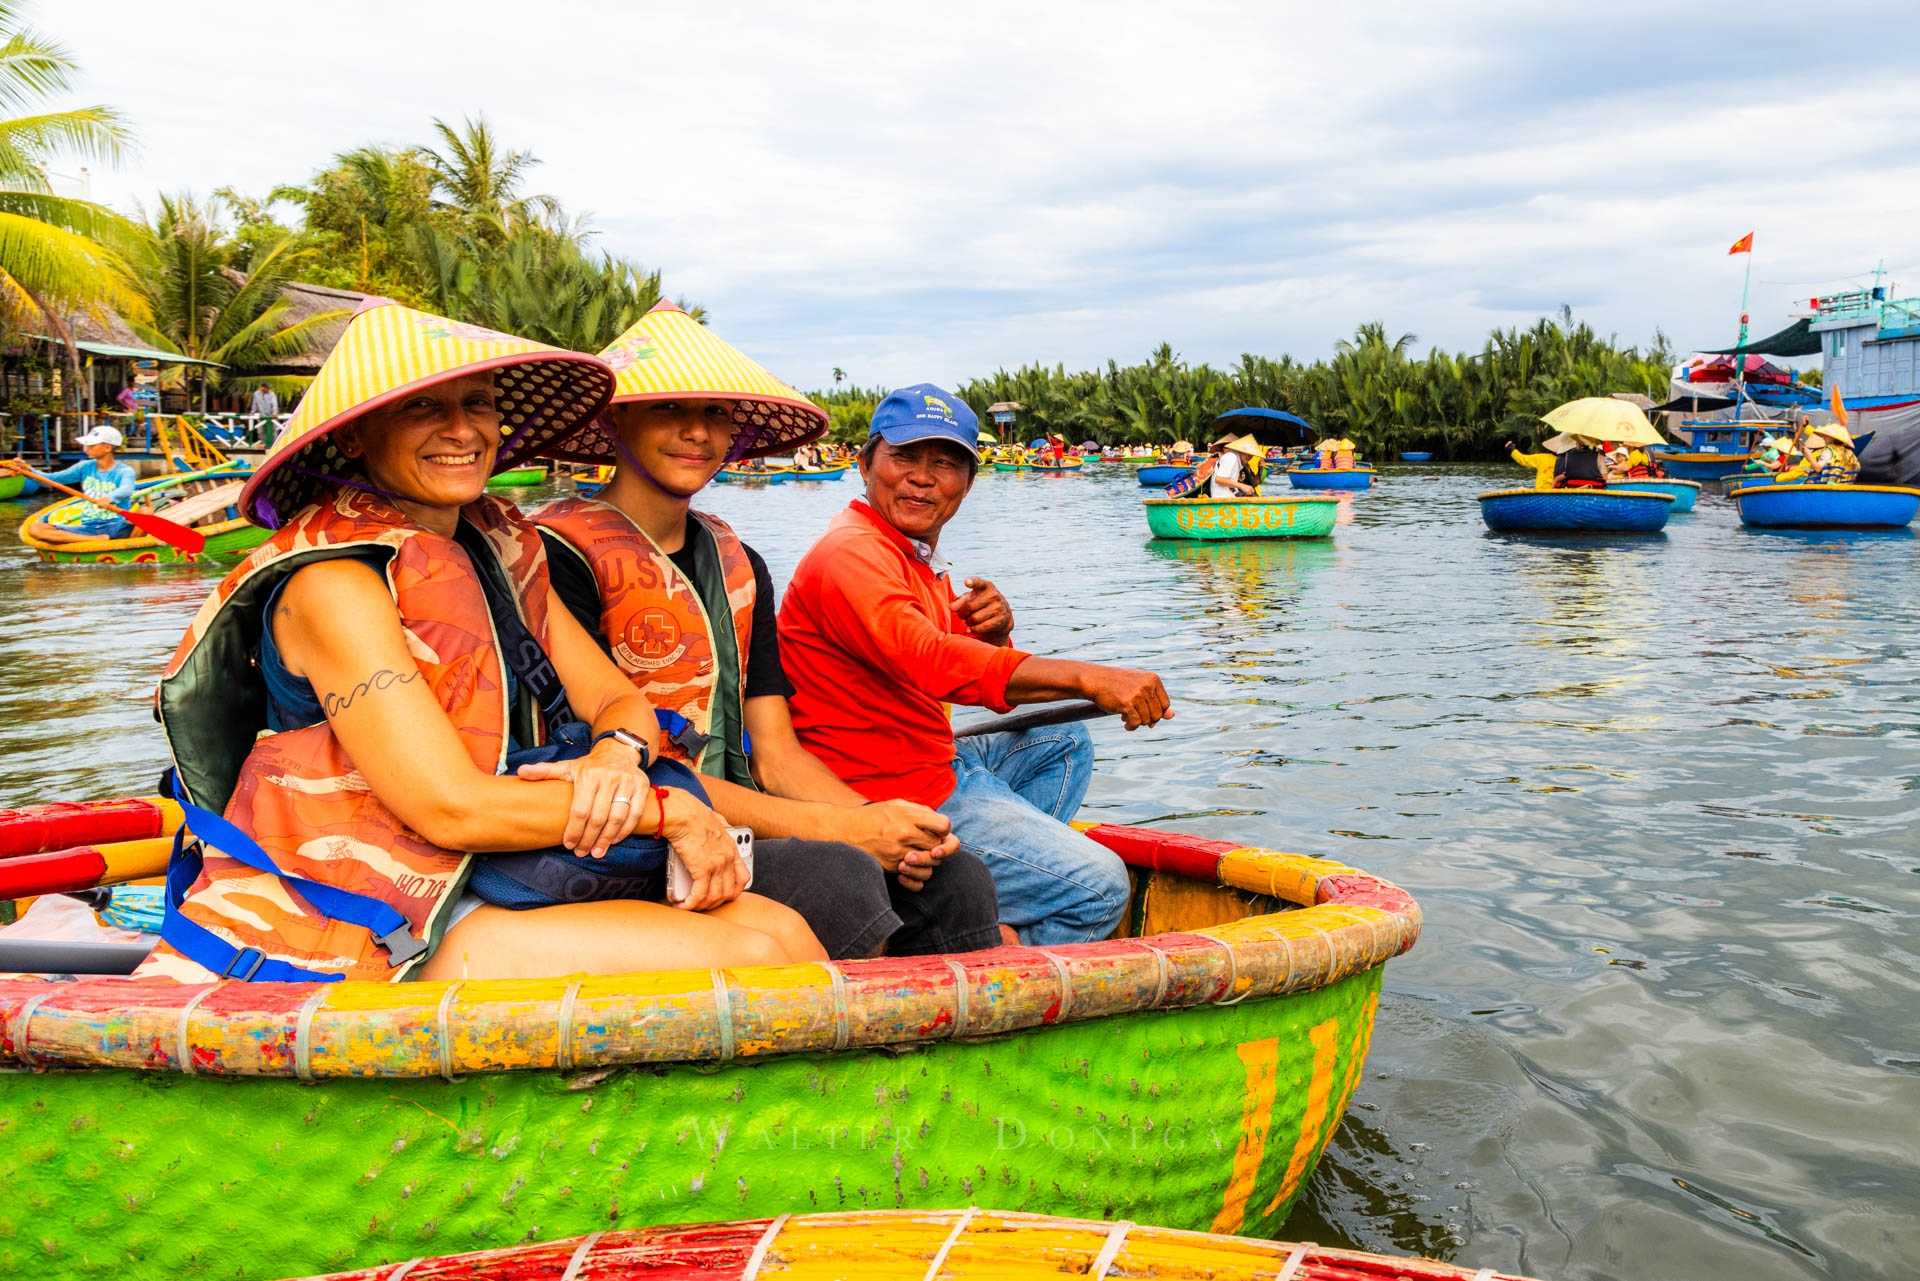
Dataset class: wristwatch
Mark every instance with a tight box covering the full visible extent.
[591,728,652,771]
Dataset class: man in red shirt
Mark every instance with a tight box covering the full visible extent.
[780,384,1172,946]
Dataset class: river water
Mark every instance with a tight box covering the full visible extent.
[2,464,1915,1281]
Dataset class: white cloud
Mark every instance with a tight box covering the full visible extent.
[43,0,1920,389]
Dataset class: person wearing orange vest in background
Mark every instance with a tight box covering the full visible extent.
[780,385,1173,947]
[531,306,998,959]
[144,300,820,984]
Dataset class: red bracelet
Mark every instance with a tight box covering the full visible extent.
[652,786,670,840]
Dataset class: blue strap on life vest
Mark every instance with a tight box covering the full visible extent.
[158,783,425,983]
[655,709,751,762]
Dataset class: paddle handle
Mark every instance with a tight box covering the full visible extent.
[954,701,1107,739]
[0,937,154,976]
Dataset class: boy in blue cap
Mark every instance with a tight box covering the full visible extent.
[779,384,1174,946]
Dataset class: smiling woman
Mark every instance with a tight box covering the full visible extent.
[143,298,827,987]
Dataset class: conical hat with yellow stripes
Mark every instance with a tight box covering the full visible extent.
[541,301,827,464]
[238,298,614,528]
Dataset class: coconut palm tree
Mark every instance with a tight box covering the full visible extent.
[419,114,558,243]
[0,1,145,400]
[132,192,349,395]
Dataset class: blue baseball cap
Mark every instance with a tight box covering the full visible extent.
[868,383,980,456]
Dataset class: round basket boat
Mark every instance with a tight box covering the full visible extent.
[1287,468,1374,492]
[1144,495,1340,540]
[1478,487,1673,533]
[785,466,849,481]
[0,474,39,501]
[714,468,790,484]
[0,817,1418,1280]
[1137,465,1194,487]
[280,1209,1540,1281]
[1398,451,1433,462]
[484,465,549,490]
[1729,482,1920,530]
[1651,451,1750,481]
[1605,478,1701,512]
[17,465,269,566]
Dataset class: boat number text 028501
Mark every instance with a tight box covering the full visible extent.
[1173,504,1301,532]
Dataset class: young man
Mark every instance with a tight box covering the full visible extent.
[533,305,998,960]
[778,385,1174,947]
[3,425,136,539]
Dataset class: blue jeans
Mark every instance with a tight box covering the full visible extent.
[937,721,1130,946]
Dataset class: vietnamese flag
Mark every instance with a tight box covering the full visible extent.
[1728,231,1754,255]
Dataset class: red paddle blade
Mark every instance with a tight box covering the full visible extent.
[125,509,207,554]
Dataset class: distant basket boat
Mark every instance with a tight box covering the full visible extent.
[0,814,1418,1279]
[484,465,549,489]
[1606,478,1701,512]
[785,465,849,481]
[714,467,790,484]
[1479,487,1674,533]
[1729,482,1920,529]
[1287,467,1375,491]
[1398,451,1433,462]
[0,474,41,501]
[1144,495,1340,540]
[1137,464,1194,486]
[16,464,266,566]
[283,1210,1541,1281]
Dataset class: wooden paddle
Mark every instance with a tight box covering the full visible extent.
[954,701,1108,739]
[9,465,207,553]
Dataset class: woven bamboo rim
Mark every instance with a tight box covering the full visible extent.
[1476,488,1674,502]
[0,823,1419,1079]
[1729,483,1920,498]
[286,1208,1532,1281]
[1141,496,1340,507]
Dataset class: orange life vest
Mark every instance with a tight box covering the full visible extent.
[143,490,552,983]
[533,497,755,779]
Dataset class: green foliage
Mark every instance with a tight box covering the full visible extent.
[810,383,889,445]
[946,309,1673,459]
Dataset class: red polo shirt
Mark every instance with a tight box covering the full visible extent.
[779,501,1031,807]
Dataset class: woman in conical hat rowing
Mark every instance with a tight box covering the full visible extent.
[528,303,1000,960]
[147,299,822,984]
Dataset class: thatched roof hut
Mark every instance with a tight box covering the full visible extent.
[243,281,369,376]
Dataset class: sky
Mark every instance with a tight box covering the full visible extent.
[45,0,1920,393]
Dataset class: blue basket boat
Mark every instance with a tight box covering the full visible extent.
[1137,465,1194,487]
[1398,451,1433,462]
[1479,488,1674,533]
[1606,478,1701,512]
[1729,483,1920,529]
[1288,467,1375,491]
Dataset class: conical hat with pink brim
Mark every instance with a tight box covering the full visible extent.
[238,298,615,528]
[540,301,828,464]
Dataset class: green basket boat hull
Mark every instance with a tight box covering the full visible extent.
[31,522,271,565]
[1143,497,1339,540]
[0,971,1380,1279]
[485,467,549,489]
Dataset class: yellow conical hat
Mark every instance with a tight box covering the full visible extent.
[1221,433,1263,457]
[543,301,828,464]
[239,298,613,528]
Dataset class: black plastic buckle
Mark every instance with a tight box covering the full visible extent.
[669,722,711,759]
[221,947,267,981]
[378,926,428,969]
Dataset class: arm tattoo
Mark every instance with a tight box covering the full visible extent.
[323,668,420,717]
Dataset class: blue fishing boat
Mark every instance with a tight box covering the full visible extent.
[1137,465,1194,487]
[1729,483,1920,529]
[1651,420,1771,480]
[1289,467,1375,491]
[1399,451,1433,462]
[1479,488,1674,533]
[1606,478,1701,512]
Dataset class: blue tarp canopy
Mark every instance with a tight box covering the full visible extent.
[1214,406,1314,436]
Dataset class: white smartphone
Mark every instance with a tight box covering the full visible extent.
[665,827,755,904]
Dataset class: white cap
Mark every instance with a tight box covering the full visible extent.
[75,425,124,448]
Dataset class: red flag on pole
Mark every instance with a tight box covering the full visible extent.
[1728,232,1754,255]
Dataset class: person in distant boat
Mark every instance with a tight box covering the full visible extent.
[1553,437,1607,489]
[3,425,137,539]
[1207,434,1262,497]
[1505,440,1556,490]
[142,300,823,986]
[1779,421,1860,484]
[780,385,1173,947]
[530,308,998,959]
[791,441,820,470]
